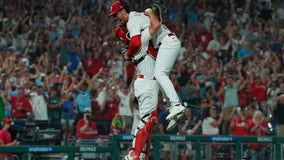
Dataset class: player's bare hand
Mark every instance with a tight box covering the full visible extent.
[144,8,153,16]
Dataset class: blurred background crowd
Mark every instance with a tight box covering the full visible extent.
[0,0,284,158]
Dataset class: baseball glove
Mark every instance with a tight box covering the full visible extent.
[152,4,169,24]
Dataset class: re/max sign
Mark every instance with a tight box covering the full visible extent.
[170,136,186,141]
[80,146,97,152]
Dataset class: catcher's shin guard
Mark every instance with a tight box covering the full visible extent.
[130,110,158,158]
[142,131,153,159]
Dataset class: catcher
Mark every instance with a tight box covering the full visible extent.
[112,9,160,160]
[109,1,185,159]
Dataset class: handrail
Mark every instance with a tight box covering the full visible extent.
[111,134,283,160]
[0,145,113,160]
[0,135,282,160]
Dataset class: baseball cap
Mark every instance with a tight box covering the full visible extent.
[8,46,14,50]
[84,107,91,113]
[108,1,124,17]
[2,117,11,124]
[122,84,129,89]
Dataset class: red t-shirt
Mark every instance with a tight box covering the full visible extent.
[103,100,119,121]
[0,129,12,157]
[251,82,267,101]
[10,96,32,119]
[238,92,248,107]
[76,119,98,139]
[245,90,254,101]
[83,57,106,76]
[230,118,249,136]
[248,120,268,150]
[195,31,212,51]
[91,100,104,121]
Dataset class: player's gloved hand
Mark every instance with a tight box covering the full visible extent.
[120,48,131,61]
[152,3,168,24]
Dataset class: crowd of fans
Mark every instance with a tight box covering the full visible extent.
[0,0,284,158]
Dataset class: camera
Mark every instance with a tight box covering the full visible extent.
[86,115,92,121]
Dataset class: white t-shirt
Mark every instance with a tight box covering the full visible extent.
[96,87,107,106]
[29,92,48,120]
[202,117,219,135]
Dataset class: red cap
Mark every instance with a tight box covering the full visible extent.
[108,1,124,17]
[2,118,11,124]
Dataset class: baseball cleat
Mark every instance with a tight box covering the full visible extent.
[125,151,139,160]
[139,153,149,160]
[166,113,183,131]
[166,104,186,121]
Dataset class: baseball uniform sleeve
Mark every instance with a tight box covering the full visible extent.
[141,28,151,45]
[126,35,141,57]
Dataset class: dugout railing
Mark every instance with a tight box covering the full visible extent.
[0,135,283,160]
[0,145,113,160]
[111,134,284,160]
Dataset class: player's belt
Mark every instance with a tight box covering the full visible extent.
[138,75,156,80]
[158,33,175,47]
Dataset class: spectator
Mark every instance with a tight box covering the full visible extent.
[47,87,62,129]
[179,108,201,135]
[273,81,284,136]
[90,89,105,135]
[82,50,106,76]
[217,69,243,134]
[248,110,268,160]
[201,106,223,135]
[76,107,98,139]
[229,106,250,159]
[158,104,179,160]
[73,70,93,123]
[201,106,224,160]
[6,86,32,126]
[117,84,133,134]
[0,96,6,121]
[0,117,20,159]
[251,73,268,114]
[178,108,202,159]
[60,82,75,145]
[109,113,125,135]
[230,106,249,136]
[101,87,120,134]
[29,85,48,121]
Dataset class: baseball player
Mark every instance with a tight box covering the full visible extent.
[108,0,185,130]
[112,10,160,160]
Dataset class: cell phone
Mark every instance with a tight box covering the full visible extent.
[237,106,241,112]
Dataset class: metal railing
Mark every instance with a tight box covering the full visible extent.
[0,135,283,160]
[111,134,284,160]
[0,145,113,160]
